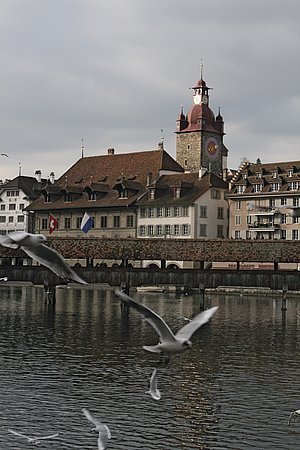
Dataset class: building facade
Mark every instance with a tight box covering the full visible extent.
[227,160,300,240]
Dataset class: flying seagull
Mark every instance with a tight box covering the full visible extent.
[115,290,218,355]
[8,429,59,445]
[82,408,111,450]
[288,409,300,426]
[0,231,87,284]
[146,368,161,400]
[1,153,9,157]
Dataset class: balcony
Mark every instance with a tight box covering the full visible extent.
[248,222,280,231]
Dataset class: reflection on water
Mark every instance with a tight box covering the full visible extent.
[0,284,299,449]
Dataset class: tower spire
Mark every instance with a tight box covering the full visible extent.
[200,59,204,80]
[81,139,84,158]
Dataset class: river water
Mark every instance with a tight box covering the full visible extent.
[0,284,299,449]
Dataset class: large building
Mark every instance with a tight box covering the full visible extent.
[227,160,300,240]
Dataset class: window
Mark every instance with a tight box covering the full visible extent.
[200,206,207,218]
[182,206,188,217]
[281,214,287,224]
[156,225,163,236]
[126,215,134,228]
[165,207,171,217]
[293,198,300,207]
[101,216,107,228]
[174,207,180,217]
[235,230,241,239]
[149,190,155,200]
[235,215,241,225]
[41,218,48,229]
[217,207,224,219]
[6,190,19,197]
[139,225,146,236]
[175,188,181,198]
[140,208,146,218]
[247,215,252,224]
[217,225,223,237]
[269,198,276,208]
[0,216,5,223]
[76,217,82,229]
[293,216,299,224]
[119,190,128,198]
[211,190,221,199]
[237,185,245,193]
[113,216,120,228]
[287,169,293,177]
[199,224,206,237]
[64,218,71,229]
[280,229,286,239]
[9,204,16,210]
[272,170,278,178]
[148,208,155,218]
[292,230,299,240]
[253,184,262,192]
[19,203,25,210]
[64,193,72,202]
[182,224,189,236]
[174,224,180,236]
[89,192,97,201]
[148,225,154,236]
[164,224,171,236]
[271,183,279,192]
[8,216,14,223]
[157,207,163,217]
[235,201,241,210]
[288,181,300,191]
[17,215,24,223]
[281,198,287,206]
[256,172,262,178]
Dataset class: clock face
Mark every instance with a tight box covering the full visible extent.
[205,137,219,158]
[194,95,201,105]
[202,95,208,104]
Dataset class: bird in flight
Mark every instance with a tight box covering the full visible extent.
[1,153,9,157]
[82,408,111,449]
[115,290,218,355]
[288,409,300,426]
[8,429,59,445]
[0,231,87,284]
[146,368,161,400]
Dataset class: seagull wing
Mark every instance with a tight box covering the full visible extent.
[22,244,87,284]
[150,368,158,390]
[98,426,111,450]
[175,306,218,340]
[37,433,59,440]
[8,429,30,440]
[115,290,177,343]
[0,234,20,249]
[82,408,101,427]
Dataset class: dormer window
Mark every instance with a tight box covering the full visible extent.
[287,169,294,177]
[175,188,181,198]
[272,170,278,178]
[119,190,128,199]
[149,189,155,200]
[271,182,280,192]
[242,173,247,179]
[89,192,97,201]
[253,184,262,192]
[237,185,245,193]
[64,193,72,202]
[256,172,262,179]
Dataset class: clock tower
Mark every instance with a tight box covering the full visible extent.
[176,74,227,176]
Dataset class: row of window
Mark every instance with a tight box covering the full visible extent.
[234,230,300,239]
[0,203,25,211]
[234,215,300,226]
[140,206,189,219]
[40,215,135,230]
[138,224,224,238]
[6,190,20,197]
[0,215,24,223]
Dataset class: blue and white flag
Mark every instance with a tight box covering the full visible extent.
[81,212,94,234]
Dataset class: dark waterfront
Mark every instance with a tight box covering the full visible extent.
[0,284,299,449]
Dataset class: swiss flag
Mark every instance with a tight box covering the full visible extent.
[49,213,58,234]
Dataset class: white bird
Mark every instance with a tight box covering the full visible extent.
[115,290,218,355]
[0,276,8,281]
[8,429,59,445]
[146,368,161,400]
[0,231,87,284]
[82,408,111,450]
[288,409,300,426]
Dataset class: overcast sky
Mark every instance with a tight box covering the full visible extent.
[0,0,299,182]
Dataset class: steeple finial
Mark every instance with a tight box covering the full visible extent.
[81,139,84,158]
[200,59,204,80]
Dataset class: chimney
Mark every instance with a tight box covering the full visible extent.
[107,148,115,155]
[49,172,55,184]
[35,170,41,183]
